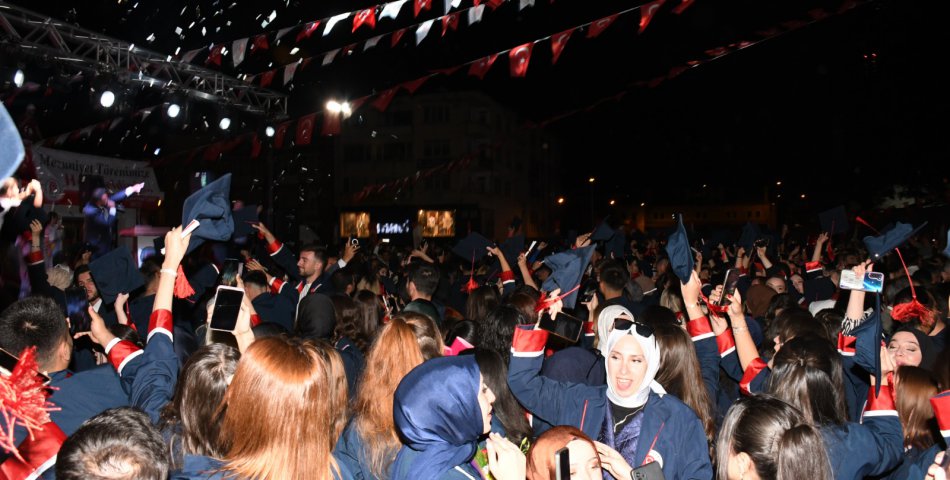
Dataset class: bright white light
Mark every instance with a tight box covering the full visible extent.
[153,147,161,155]
[100,90,116,107]
[326,100,341,113]
[265,126,275,137]
[341,102,351,116]
[219,117,231,130]
[167,104,181,118]
[13,69,24,88]
[289,47,299,55]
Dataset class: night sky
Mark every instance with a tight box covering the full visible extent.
[3,0,948,216]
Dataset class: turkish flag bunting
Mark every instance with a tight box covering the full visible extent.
[550,28,573,64]
[401,76,429,94]
[296,113,317,146]
[206,45,224,66]
[321,114,341,136]
[508,42,534,78]
[639,0,666,34]
[250,134,262,159]
[587,14,618,38]
[260,70,276,88]
[468,54,498,80]
[441,13,460,36]
[353,9,377,32]
[391,28,407,47]
[296,21,321,42]
[672,0,694,14]
[487,0,504,10]
[414,0,432,17]
[252,34,269,51]
[274,121,292,149]
[372,88,399,112]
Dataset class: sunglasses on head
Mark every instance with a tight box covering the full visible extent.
[613,318,653,337]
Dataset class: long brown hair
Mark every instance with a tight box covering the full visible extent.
[218,337,348,480]
[767,333,848,425]
[352,313,443,479]
[331,294,376,353]
[526,426,599,480]
[895,366,938,450]
[652,322,717,457]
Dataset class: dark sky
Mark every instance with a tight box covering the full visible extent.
[4,0,948,210]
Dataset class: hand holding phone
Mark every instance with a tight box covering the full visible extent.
[719,269,741,306]
[538,311,584,344]
[839,269,884,293]
[209,286,245,332]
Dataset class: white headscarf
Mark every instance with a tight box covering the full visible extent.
[598,305,664,408]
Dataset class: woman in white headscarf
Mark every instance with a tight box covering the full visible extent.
[509,300,712,479]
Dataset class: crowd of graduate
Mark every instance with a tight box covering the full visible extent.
[1,169,950,480]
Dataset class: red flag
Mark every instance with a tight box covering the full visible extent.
[296,21,320,42]
[671,0,694,14]
[401,76,429,94]
[487,0,504,10]
[587,14,618,38]
[372,88,398,112]
[441,13,460,36]
[639,0,666,34]
[206,45,224,66]
[260,70,276,88]
[203,142,224,161]
[468,54,498,80]
[550,28,573,64]
[296,113,317,146]
[434,65,463,75]
[252,34,269,51]
[250,134,262,158]
[508,42,534,78]
[353,9,377,32]
[274,121,291,149]
[321,114,341,136]
[391,28,407,47]
[414,0,432,17]
[705,46,729,58]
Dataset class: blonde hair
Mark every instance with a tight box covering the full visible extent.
[219,337,347,480]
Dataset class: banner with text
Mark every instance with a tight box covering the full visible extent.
[30,146,163,208]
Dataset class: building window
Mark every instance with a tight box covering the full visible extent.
[344,144,370,163]
[384,110,412,126]
[420,139,450,168]
[382,142,410,162]
[423,105,450,124]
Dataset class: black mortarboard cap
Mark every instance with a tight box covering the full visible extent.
[500,233,525,265]
[231,204,260,239]
[1,104,24,179]
[88,245,144,304]
[737,222,762,251]
[182,173,234,254]
[452,232,493,262]
[591,219,616,242]
[605,227,625,259]
[665,214,694,285]
[863,221,927,260]
[509,216,522,231]
[819,206,850,235]
[565,229,578,249]
[541,245,595,309]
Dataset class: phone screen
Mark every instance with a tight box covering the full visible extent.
[538,312,583,343]
[720,269,740,306]
[210,287,244,331]
[840,270,884,293]
[555,447,570,480]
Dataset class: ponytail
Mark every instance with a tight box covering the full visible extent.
[776,424,832,480]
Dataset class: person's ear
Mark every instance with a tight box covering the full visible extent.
[736,452,754,478]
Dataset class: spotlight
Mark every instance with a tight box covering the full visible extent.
[341,102,352,117]
[219,117,231,130]
[265,126,275,137]
[153,147,161,156]
[167,103,181,118]
[100,90,116,108]
[13,69,24,88]
[326,100,342,113]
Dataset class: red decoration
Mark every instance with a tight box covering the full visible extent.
[550,28,574,64]
[296,21,321,42]
[250,134,261,159]
[468,54,498,79]
[487,0,504,10]
[587,14,619,38]
[0,347,58,462]
[391,28,407,47]
[401,76,430,94]
[321,113,341,137]
[173,265,195,299]
[414,0,432,17]
[252,34,270,51]
[353,8,377,32]
[206,45,224,66]
[508,42,534,78]
[259,70,276,88]
[296,113,316,146]
[274,121,291,149]
[639,0,666,33]
[442,13,460,36]
[372,88,399,112]
[671,0,694,14]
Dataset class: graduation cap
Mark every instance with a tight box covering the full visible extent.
[182,174,234,254]
[665,214,694,285]
[88,246,144,304]
[862,221,927,260]
[604,227,625,259]
[230,204,260,240]
[819,206,849,236]
[0,104,24,179]
[509,216,522,232]
[541,245,595,310]
[737,222,762,251]
[591,219,616,242]
[500,233,525,266]
[451,232,493,262]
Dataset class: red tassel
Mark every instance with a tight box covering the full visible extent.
[891,299,936,328]
[173,265,195,299]
[1,347,59,462]
[463,276,479,294]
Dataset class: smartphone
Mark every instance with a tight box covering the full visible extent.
[719,269,741,306]
[631,461,665,480]
[65,286,92,334]
[754,238,769,248]
[538,311,584,343]
[839,270,884,293]
[554,447,570,480]
[209,285,245,332]
[0,347,51,383]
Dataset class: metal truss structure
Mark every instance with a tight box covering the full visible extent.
[0,1,287,116]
